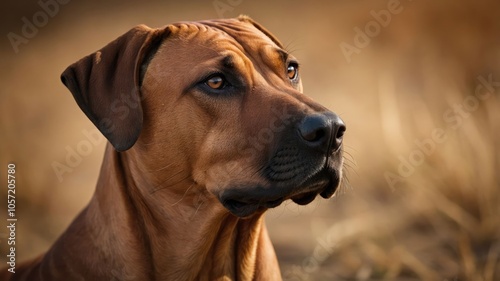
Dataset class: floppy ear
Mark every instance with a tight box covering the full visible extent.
[237,15,284,48]
[61,25,167,151]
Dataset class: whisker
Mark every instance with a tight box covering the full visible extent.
[151,170,190,194]
[343,144,358,151]
[343,163,358,177]
[170,183,195,206]
[345,165,359,179]
[154,162,175,172]
[342,152,359,177]
[341,173,353,192]
[192,194,204,218]
[283,39,304,55]
[342,151,357,164]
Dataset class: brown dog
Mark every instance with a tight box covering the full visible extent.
[2,16,345,281]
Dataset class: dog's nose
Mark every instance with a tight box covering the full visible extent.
[298,113,346,152]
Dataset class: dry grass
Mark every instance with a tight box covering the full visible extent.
[312,75,500,281]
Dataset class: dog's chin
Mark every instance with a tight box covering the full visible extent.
[219,169,340,218]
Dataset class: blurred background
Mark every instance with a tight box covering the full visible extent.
[1,0,500,280]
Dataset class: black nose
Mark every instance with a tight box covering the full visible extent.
[298,113,346,152]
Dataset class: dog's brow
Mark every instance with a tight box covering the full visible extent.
[276,49,289,63]
[222,55,235,69]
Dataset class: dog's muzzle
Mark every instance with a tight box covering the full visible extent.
[220,112,346,217]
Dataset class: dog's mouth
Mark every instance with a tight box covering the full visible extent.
[219,168,340,218]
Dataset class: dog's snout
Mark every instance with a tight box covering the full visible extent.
[298,114,328,143]
[298,113,346,152]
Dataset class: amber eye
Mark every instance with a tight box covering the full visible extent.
[206,75,225,89]
[287,63,299,80]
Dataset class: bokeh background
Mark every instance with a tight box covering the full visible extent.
[1,0,500,280]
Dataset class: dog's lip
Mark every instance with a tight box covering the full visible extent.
[222,183,328,217]
[319,178,337,199]
[220,171,338,217]
[290,174,336,204]
[291,191,318,205]
[222,196,285,218]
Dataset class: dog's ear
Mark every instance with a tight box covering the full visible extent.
[237,15,284,48]
[61,25,167,151]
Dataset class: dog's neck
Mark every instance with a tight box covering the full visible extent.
[46,145,281,281]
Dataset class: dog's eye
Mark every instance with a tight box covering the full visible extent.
[287,63,299,80]
[205,75,226,90]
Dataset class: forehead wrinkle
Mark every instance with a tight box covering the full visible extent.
[216,35,285,88]
[255,46,288,84]
[170,22,237,51]
[199,21,280,65]
[220,52,256,89]
[173,22,284,88]
[264,47,289,70]
[200,19,279,47]
[276,49,289,64]
[181,23,252,68]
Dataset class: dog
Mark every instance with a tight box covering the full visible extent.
[2,15,345,281]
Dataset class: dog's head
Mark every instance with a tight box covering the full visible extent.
[62,16,346,217]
